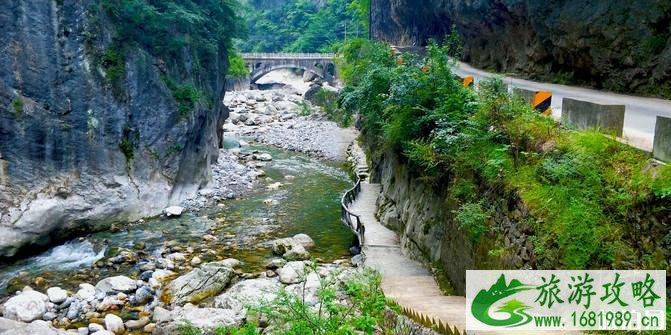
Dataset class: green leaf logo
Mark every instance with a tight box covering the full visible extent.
[471,274,535,327]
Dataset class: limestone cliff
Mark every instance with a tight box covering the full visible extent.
[0,1,230,258]
[370,0,671,98]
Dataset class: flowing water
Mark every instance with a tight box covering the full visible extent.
[0,144,355,296]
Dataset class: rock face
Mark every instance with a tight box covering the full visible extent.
[162,260,239,305]
[372,151,533,294]
[370,0,671,98]
[0,1,230,259]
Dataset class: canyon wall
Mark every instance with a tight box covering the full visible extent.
[370,0,671,98]
[0,1,229,258]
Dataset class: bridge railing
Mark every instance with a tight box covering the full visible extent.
[341,175,364,246]
[241,52,335,59]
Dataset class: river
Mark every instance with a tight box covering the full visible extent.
[0,142,355,297]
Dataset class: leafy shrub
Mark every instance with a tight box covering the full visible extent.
[313,88,352,127]
[228,51,249,77]
[182,265,389,335]
[162,76,202,118]
[455,201,491,243]
[297,101,312,116]
[248,266,386,334]
[12,97,23,115]
[101,46,127,99]
[178,321,203,335]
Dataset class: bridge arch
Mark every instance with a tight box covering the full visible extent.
[249,64,326,84]
[242,53,337,84]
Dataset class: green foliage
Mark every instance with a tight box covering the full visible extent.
[228,50,249,77]
[238,0,367,53]
[101,0,241,61]
[455,201,491,243]
[178,321,203,335]
[12,97,23,115]
[119,138,134,162]
[339,38,671,270]
[162,76,202,118]
[297,101,312,116]
[214,324,260,335]
[180,266,390,335]
[224,265,387,335]
[101,46,127,99]
[313,88,352,127]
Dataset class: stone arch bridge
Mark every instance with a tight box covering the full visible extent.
[241,53,337,84]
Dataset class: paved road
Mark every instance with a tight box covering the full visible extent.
[453,62,671,152]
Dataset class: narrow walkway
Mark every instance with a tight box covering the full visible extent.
[349,182,469,335]
[347,144,575,335]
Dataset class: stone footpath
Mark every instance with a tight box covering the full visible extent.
[347,143,577,335]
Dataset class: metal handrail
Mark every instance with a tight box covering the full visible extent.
[341,175,365,246]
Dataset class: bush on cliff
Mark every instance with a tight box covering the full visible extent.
[338,40,671,271]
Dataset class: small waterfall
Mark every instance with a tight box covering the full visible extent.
[0,240,106,293]
[32,240,106,269]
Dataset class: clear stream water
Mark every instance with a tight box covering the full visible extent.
[0,144,355,296]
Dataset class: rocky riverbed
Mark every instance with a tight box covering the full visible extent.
[0,233,360,334]
[0,86,364,334]
[223,89,356,161]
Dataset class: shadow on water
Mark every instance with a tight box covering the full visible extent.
[0,144,355,296]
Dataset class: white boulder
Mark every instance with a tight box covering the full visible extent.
[164,206,184,217]
[2,290,49,322]
[277,261,306,284]
[95,276,137,294]
[104,314,125,335]
[76,283,96,302]
[46,287,68,304]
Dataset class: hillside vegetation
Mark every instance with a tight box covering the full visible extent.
[338,39,671,270]
[238,0,368,52]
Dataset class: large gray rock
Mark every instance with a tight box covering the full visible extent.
[277,261,306,284]
[46,287,68,304]
[214,277,282,312]
[286,272,321,306]
[163,206,184,217]
[0,317,70,335]
[0,1,229,260]
[95,276,137,294]
[274,101,299,112]
[162,259,239,305]
[104,314,125,335]
[2,290,49,322]
[153,305,243,335]
[292,234,315,249]
[76,283,97,302]
[303,84,323,104]
[271,235,313,260]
